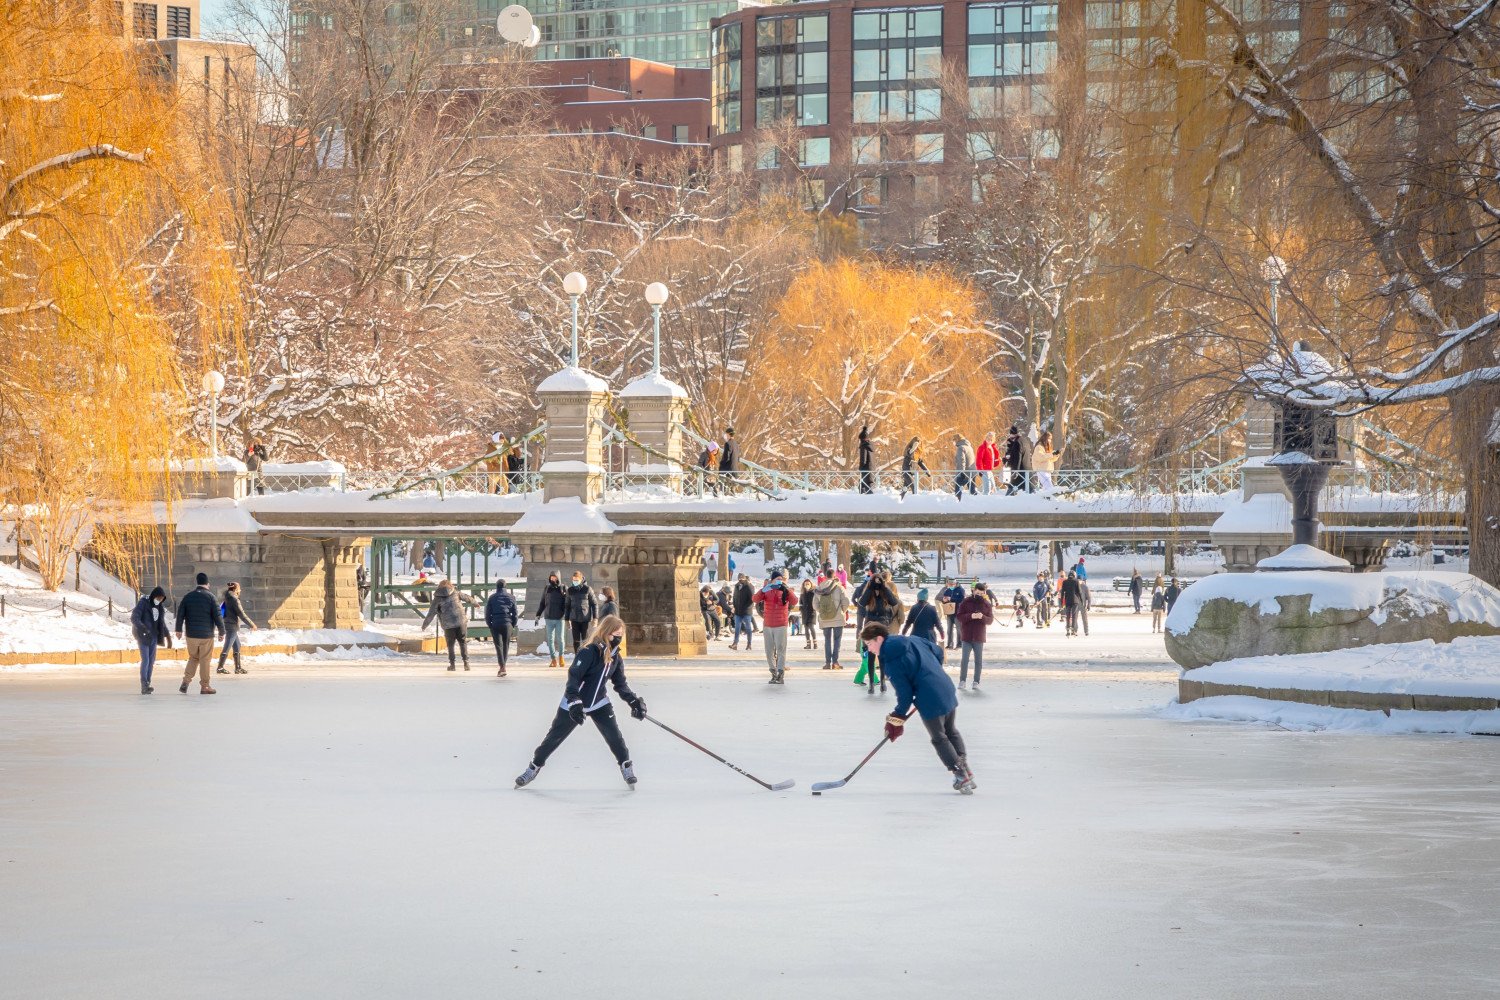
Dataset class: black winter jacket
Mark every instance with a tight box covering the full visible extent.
[857,430,873,472]
[175,587,225,639]
[732,580,754,616]
[798,588,816,621]
[565,582,597,623]
[485,588,518,631]
[534,581,567,620]
[131,597,172,646]
[562,639,639,712]
[901,600,944,644]
[222,591,255,632]
[1061,578,1084,607]
[719,439,738,473]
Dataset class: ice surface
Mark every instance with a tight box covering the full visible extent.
[1185,634,1500,698]
[4,623,1500,1000]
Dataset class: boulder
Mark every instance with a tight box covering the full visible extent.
[1165,569,1500,669]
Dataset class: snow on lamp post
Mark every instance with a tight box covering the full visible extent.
[1254,342,1348,552]
[202,369,225,460]
[644,281,669,375]
[1261,254,1288,337]
[562,271,587,367]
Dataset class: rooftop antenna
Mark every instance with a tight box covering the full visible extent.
[497,5,539,47]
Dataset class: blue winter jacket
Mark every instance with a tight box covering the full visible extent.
[938,585,966,610]
[901,601,944,645]
[485,588,518,631]
[1074,563,1089,580]
[879,635,957,721]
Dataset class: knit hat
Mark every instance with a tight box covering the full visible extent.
[769,569,784,580]
[917,588,929,601]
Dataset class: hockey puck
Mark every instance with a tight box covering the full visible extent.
[812,791,822,796]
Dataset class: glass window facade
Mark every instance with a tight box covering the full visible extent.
[711,23,742,134]
[967,2,1057,117]
[754,14,830,127]
[852,7,943,124]
[520,0,741,69]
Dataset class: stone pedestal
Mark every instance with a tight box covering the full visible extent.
[158,457,250,501]
[536,366,610,504]
[618,372,689,489]
[615,534,708,656]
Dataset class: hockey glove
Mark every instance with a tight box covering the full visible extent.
[884,714,906,741]
[568,702,586,726]
[626,696,648,721]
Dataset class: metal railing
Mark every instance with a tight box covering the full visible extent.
[259,472,347,493]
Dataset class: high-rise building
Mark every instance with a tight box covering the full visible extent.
[517,0,766,69]
[108,1,200,40]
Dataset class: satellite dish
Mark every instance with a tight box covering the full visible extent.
[527,24,541,48]
[497,5,536,45]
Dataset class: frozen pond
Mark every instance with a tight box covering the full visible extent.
[3,625,1498,999]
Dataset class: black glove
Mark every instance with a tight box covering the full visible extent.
[568,702,586,726]
[627,696,647,721]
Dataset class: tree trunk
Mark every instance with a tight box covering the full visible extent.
[1453,386,1500,585]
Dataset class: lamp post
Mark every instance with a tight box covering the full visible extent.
[643,281,669,374]
[1261,255,1288,336]
[562,271,587,366]
[201,369,225,460]
[1325,268,1349,341]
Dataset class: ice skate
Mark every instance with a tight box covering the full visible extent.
[620,761,637,787]
[234,666,248,674]
[951,765,976,794]
[515,762,541,788]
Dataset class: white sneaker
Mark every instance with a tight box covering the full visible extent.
[972,680,981,690]
[957,680,967,690]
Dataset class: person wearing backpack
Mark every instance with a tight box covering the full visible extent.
[1150,586,1167,633]
[813,575,850,669]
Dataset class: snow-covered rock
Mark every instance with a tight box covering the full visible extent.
[1165,569,1500,669]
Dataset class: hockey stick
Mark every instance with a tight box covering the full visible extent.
[644,715,795,791]
[811,710,915,793]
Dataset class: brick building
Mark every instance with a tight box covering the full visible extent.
[533,57,711,151]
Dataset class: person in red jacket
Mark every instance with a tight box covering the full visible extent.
[955,583,994,690]
[753,569,798,684]
[975,431,1000,494]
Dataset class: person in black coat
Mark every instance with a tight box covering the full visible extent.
[718,428,738,474]
[130,586,172,694]
[564,572,598,653]
[798,579,818,650]
[1165,578,1183,613]
[901,589,945,645]
[174,572,225,694]
[937,579,965,649]
[730,574,755,650]
[532,573,568,668]
[1128,570,1144,614]
[1060,571,1085,637]
[514,615,647,789]
[857,424,874,494]
[216,582,258,675]
[485,580,519,676]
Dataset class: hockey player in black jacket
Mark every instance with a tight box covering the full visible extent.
[515,615,647,789]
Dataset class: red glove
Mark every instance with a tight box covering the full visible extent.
[884,714,906,741]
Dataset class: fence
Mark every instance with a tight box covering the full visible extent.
[0,593,129,622]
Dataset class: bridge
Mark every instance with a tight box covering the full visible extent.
[129,358,1465,655]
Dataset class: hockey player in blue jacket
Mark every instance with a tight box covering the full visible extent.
[860,622,976,794]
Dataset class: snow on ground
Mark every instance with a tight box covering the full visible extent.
[1164,696,1500,735]
[0,562,133,652]
[4,642,1499,1000]
[1185,635,1500,699]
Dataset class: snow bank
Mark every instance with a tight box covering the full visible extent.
[618,372,688,398]
[176,498,262,534]
[536,366,608,393]
[1166,570,1500,634]
[1186,635,1500,699]
[510,498,617,535]
[1163,695,1500,735]
[0,563,134,652]
[1256,544,1351,570]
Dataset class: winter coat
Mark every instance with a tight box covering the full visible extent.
[533,581,567,621]
[719,439,739,473]
[1003,435,1023,470]
[131,596,171,646]
[813,579,849,623]
[1061,578,1084,608]
[716,589,732,615]
[954,439,976,473]
[599,597,618,620]
[798,587,817,623]
[221,591,255,633]
[1013,593,1030,614]
[1128,574,1144,597]
[955,593,993,644]
[937,585,965,615]
[1165,583,1182,611]
[1031,579,1049,602]
[423,585,469,631]
[696,447,718,472]
[174,586,225,640]
[878,635,957,721]
[901,442,929,473]
[901,600,944,645]
[561,639,638,713]
[1150,590,1167,611]
[485,588,518,631]
[1032,448,1059,473]
[862,578,901,627]
[975,440,1000,472]
[753,582,797,628]
[1073,562,1089,581]
[857,430,873,473]
[245,444,267,472]
[565,582,597,623]
[732,580,754,616]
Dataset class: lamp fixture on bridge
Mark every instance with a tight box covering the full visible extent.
[1260,255,1289,335]
[644,281,669,374]
[562,271,588,367]
[201,369,225,460]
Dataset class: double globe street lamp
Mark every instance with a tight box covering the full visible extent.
[644,281,669,374]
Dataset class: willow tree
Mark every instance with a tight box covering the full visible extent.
[0,1,237,588]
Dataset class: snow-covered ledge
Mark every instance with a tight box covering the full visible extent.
[1256,543,1352,572]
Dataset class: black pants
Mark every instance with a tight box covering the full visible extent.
[444,626,469,666]
[859,469,873,494]
[945,615,958,647]
[532,705,630,767]
[570,619,589,652]
[493,626,511,669]
[922,711,967,770]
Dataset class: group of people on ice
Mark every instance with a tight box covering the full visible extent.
[130,572,259,696]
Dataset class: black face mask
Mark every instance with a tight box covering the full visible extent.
[608,635,623,649]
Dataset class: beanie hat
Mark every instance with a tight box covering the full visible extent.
[917,588,929,601]
[770,569,784,580]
